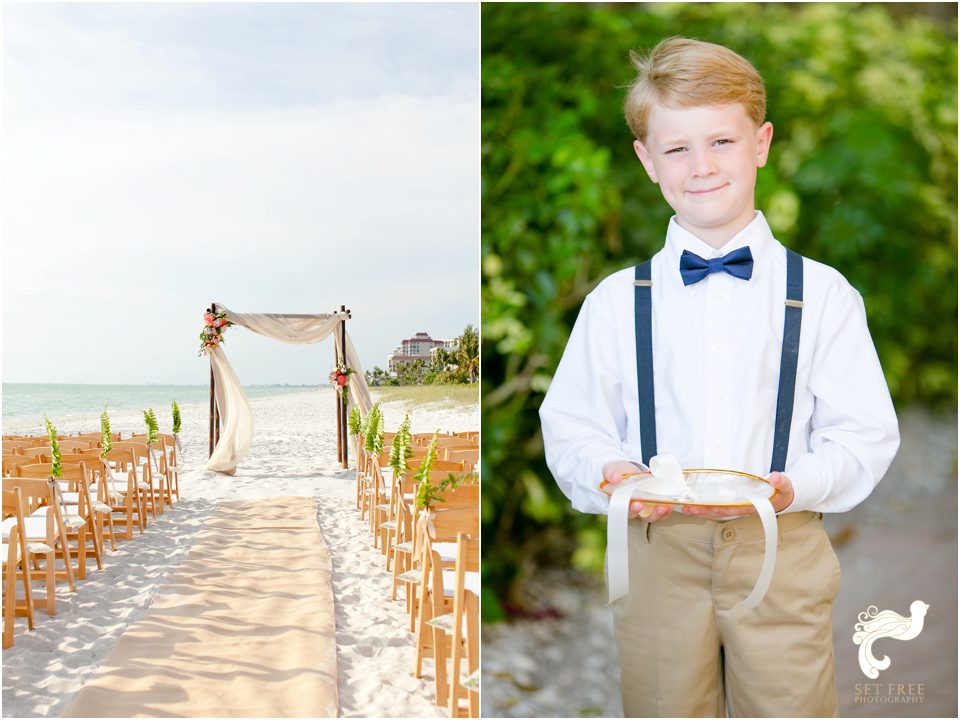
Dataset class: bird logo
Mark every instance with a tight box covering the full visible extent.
[853,601,930,679]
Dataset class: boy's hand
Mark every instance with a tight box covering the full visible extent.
[600,460,674,522]
[680,471,795,520]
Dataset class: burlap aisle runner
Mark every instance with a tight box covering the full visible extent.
[63,497,338,718]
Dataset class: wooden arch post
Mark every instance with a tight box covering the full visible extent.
[208,302,221,458]
[335,304,351,469]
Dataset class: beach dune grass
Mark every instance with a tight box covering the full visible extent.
[370,385,478,408]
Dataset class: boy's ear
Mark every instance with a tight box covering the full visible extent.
[755,121,774,168]
[633,139,659,183]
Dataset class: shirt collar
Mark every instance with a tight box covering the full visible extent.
[663,211,776,282]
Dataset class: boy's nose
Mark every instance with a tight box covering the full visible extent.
[691,149,717,177]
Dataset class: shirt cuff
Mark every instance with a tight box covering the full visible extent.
[575,455,646,516]
[782,456,827,514]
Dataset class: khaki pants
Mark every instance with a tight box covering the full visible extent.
[611,510,840,718]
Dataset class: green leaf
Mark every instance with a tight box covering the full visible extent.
[45,416,62,479]
[100,408,112,457]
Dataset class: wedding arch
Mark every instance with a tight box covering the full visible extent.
[203,302,373,475]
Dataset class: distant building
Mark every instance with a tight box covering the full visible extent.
[387,332,457,373]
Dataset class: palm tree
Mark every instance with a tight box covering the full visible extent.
[457,324,479,383]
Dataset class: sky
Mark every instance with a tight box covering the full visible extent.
[1,3,479,385]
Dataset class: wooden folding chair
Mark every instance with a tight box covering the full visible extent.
[446,533,480,717]
[2,440,35,455]
[394,473,477,622]
[158,434,180,504]
[16,446,52,459]
[379,458,465,566]
[15,462,102,579]
[112,442,161,522]
[1,477,75,615]
[443,448,479,471]
[2,487,38,647]
[57,439,96,452]
[413,504,479,708]
[368,451,391,546]
[3,454,43,477]
[101,447,147,540]
[124,435,174,508]
[143,443,171,513]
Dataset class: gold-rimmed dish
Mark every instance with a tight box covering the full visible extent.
[600,468,778,508]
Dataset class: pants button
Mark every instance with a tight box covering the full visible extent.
[722,528,736,540]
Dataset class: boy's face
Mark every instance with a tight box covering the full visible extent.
[634,102,773,248]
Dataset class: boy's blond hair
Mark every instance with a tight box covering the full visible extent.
[624,37,766,142]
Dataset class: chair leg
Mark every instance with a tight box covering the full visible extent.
[390,550,400,601]
[3,561,14,649]
[413,580,432,677]
[105,510,117,550]
[56,522,76,593]
[147,482,157,522]
[92,519,103,570]
[74,529,87,581]
[21,552,35,631]
[135,488,146,534]
[448,635,463,717]
[44,551,56,616]
[434,626,449,708]
[409,582,419,633]
[466,597,480,718]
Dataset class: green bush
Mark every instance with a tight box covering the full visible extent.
[481,2,957,618]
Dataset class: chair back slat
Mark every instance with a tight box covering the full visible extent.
[428,506,479,542]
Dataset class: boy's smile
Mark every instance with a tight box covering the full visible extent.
[634,103,773,249]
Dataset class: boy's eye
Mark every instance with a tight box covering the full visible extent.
[714,138,732,146]
[665,147,686,155]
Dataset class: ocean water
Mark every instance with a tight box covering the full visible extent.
[1,383,321,423]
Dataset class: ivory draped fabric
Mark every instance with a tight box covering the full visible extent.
[207,305,374,474]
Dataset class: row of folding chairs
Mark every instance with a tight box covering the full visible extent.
[354,428,480,717]
[2,432,182,647]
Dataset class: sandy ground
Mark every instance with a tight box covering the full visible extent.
[2,387,478,718]
[482,406,958,718]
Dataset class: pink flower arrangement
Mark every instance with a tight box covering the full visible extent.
[329,364,354,399]
[199,310,233,356]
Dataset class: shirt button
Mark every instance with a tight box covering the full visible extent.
[713,441,722,449]
[722,528,736,541]
[714,392,724,401]
[713,343,723,352]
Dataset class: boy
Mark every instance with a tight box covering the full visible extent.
[539,38,899,717]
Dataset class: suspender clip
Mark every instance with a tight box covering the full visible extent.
[634,280,652,287]
[785,299,804,309]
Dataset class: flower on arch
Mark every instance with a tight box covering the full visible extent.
[199,310,232,356]
[329,364,354,398]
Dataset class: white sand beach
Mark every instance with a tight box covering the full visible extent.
[2,387,478,718]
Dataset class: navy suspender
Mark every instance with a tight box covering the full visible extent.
[634,261,657,466]
[633,248,804,473]
[770,249,804,472]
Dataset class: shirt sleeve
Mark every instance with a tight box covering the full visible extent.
[785,278,900,513]
[539,286,639,515]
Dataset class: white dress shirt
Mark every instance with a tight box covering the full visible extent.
[540,212,900,516]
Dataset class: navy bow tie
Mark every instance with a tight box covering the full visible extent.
[679,247,754,286]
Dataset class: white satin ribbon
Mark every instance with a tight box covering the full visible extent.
[607,479,653,603]
[149,447,162,473]
[736,492,777,609]
[606,477,777,609]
